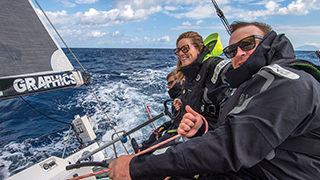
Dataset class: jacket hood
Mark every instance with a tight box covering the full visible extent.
[225,31,296,88]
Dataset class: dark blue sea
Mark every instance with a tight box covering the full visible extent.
[0,49,319,179]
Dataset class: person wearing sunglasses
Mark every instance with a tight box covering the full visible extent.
[129,31,232,156]
[133,71,183,153]
[166,71,177,90]
[171,31,232,119]
[223,35,263,68]
[109,21,320,180]
[109,30,235,179]
[173,21,320,180]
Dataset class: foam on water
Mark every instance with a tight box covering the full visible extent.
[0,48,318,179]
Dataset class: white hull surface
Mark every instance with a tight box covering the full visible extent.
[7,143,105,180]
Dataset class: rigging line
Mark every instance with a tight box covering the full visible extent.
[65,135,181,180]
[211,0,231,36]
[35,0,128,154]
[19,97,87,147]
[143,103,157,129]
[66,135,182,180]
[26,124,70,142]
[62,125,73,158]
[20,96,71,125]
[34,0,86,71]
[88,84,130,155]
[66,115,210,180]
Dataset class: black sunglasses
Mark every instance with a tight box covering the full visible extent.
[174,44,198,55]
[167,79,176,86]
[223,35,264,58]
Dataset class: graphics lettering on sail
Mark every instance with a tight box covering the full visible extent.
[0,0,89,100]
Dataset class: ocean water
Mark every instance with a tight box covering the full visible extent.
[0,49,319,179]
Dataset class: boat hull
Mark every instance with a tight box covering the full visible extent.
[7,142,105,180]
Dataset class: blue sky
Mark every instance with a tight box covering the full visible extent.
[33,0,320,49]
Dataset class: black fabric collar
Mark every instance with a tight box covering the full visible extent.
[168,82,182,99]
[179,56,202,81]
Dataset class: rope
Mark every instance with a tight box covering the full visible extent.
[143,103,157,129]
[34,0,86,71]
[25,3,130,154]
[66,116,209,180]
[62,126,72,158]
[65,135,181,180]
[211,0,231,35]
[20,96,86,148]
[88,84,129,155]
[35,0,130,160]
[66,169,110,180]
[20,96,71,125]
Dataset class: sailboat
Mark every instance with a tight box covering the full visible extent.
[3,0,319,179]
[1,1,178,179]
[0,0,115,179]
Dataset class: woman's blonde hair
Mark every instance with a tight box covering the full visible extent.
[174,31,204,82]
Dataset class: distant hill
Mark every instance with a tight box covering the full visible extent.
[296,45,319,51]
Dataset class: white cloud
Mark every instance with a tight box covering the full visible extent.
[274,25,320,47]
[196,20,203,25]
[75,0,99,4]
[45,5,162,29]
[234,0,320,20]
[182,21,192,26]
[38,0,320,48]
[167,4,215,19]
[276,0,310,15]
[164,0,215,5]
[112,0,165,10]
[58,0,76,7]
[265,1,280,12]
[91,30,106,37]
[158,35,170,42]
[112,31,120,36]
[164,6,178,11]
[180,20,203,26]
[131,37,141,43]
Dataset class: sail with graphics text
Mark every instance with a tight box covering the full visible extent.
[0,0,90,100]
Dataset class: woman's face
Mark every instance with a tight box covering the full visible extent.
[176,38,200,67]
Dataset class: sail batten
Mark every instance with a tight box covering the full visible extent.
[0,0,89,99]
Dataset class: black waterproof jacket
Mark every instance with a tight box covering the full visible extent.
[130,31,320,179]
[139,55,232,151]
[179,56,232,129]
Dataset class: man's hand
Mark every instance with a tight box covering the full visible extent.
[173,98,182,111]
[108,155,134,180]
[178,105,203,137]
